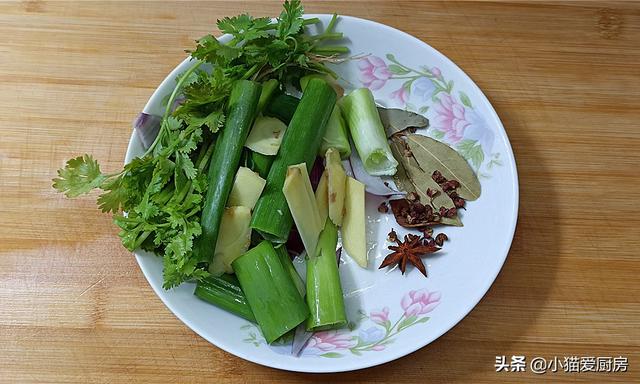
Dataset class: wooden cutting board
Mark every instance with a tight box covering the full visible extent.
[1,1,638,382]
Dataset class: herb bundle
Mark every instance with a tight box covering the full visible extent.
[52,0,347,288]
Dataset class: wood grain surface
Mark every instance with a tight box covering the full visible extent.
[1,1,639,382]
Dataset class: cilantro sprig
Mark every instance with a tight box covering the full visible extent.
[53,0,347,289]
[190,0,346,84]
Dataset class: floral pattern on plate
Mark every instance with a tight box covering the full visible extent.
[241,288,441,358]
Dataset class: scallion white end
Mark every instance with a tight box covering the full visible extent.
[339,88,398,176]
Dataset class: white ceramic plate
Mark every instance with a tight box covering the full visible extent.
[125,14,518,373]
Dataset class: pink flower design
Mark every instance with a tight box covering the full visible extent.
[306,330,356,352]
[390,86,408,104]
[369,307,390,325]
[430,66,442,80]
[433,94,470,143]
[401,289,441,318]
[358,56,392,90]
[372,345,385,351]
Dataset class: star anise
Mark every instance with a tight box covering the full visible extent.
[379,233,439,277]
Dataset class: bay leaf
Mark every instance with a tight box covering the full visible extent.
[405,134,481,201]
[377,107,429,138]
[388,139,415,195]
[389,137,461,226]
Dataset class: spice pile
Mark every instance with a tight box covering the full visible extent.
[376,170,467,276]
[380,132,482,278]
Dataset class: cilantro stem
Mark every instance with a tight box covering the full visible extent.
[311,46,349,55]
[259,16,320,33]
[174,181,192,204]
[256,61,289,81]
[303,17,321,26]
[308,62,338,78]
[145,60,203,157]
[242,63,261,80]
[196,139,216,172]
[163,61,203,121]
[185,206,201,219]
[134,231,152,249]
[154,185,175,205]
[324,13,338,34]
[308,32,343,42]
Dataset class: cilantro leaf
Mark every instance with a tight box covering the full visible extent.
[266,39,290,67]
[175,69,232,121]
[164,116,183,132]
[217,14,272,42]
[176,152,197,180]
[251,17,273,33]
[114,213,145,251]
[183,111,224,133]
[121,155,155,205]
[97,175,127,213]
[52,154,106,197]
[134,194,160,220]
[277,0,304,38]
[161,214,204,288]
[148,157,175,195]
[190,35,240,66]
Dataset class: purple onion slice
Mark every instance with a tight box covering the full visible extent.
[348,149,403,196]
[309,156,325,191]
[133,112,162,150]
[292,324,314,356]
